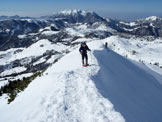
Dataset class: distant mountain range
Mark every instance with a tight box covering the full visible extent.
[0,10,162,50]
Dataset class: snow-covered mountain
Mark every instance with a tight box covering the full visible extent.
[144,16,161,21]
[1,11,162,51]
[118,16,162,37]
[0,10,162,122]
[51,9,106,24]
[0,10,114,83]
[0,10,112,51]
[0,38,162,122]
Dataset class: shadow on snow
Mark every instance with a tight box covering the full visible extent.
[92,48,162,122]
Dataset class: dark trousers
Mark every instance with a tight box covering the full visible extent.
[82,53,88,65]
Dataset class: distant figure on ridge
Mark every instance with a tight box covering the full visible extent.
[105,42,108,48]
[79,42,91,67]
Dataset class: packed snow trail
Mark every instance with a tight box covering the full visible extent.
[1,40,162,122]
[0,41,124,122]
[93,46,162,122]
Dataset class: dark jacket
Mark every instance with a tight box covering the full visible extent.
[79,45,91,54]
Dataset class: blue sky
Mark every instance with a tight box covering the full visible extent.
[0,0,162,21]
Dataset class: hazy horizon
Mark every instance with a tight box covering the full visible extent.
[0,0,162,21]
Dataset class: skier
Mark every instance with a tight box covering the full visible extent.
[79,42,91,67]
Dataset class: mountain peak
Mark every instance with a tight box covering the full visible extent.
[50,9,105,24]
[58,9,95,16]
[145,16,160,21]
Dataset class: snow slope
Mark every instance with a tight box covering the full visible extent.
[105,36,162,73]
[0,41,124,122]
[0,66,27,76]
[0,39,67,66]
[93,47,162,122]
[1,40,162,122]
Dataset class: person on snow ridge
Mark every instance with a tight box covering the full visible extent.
[105,42,108,48]
[79,42,91,66]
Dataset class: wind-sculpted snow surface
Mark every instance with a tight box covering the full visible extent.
[1,40,162,122]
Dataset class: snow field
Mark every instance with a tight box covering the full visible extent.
[1,37,162,122]
[104,36,162,72]
[0,40,125,122]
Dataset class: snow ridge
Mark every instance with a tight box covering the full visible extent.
[1,39,162,122]
[0,41,125,122]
